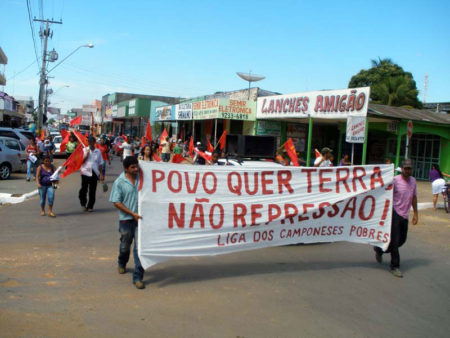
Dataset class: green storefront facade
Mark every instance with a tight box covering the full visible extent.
[259,103,450,180]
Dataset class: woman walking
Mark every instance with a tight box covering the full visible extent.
[25,138,40,181]
[429,164,450,210]
[36,155,56,217]
[139,144,154,162]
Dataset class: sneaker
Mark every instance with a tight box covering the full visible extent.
[374,248,382,264]
[390,268,403,278]
[118,266,126,274]
[81,206,88,212]
[26,178,30,182]
[134,281,145,289]
[87,208,93,212]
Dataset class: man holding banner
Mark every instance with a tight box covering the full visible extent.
[110,156,145,289]
[374,159,418,278]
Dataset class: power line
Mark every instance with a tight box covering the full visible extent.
[6,60,39,81]
[26,0,41,72]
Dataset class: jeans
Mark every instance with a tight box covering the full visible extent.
[118,219,144,283]
[375,210,408,269]
[79,173,98,209]
[27,159,36,180]
[39,185,55,207]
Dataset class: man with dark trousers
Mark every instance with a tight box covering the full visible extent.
[79,137,104,212]
[374,159,418,277]
[110,156,145,289]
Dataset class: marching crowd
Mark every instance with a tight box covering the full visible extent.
[19,128,450,289]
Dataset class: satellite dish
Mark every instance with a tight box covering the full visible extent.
[236,71,265,99]
[236,72,265,82]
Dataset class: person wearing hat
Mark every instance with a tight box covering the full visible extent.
[314,147,333,167]
[79,136,105,212]
[374,159,418,278]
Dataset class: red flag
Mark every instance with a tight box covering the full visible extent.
[207,139,214,152]
[283,138,299,166]
[217,130,227,150]
[61,144,85,178]
[70,115,82,126]
[73,130,88,147]
[159,128,168,153]
[315,149,321,158]
[194,148,212,163]
[60,131,70,153]
[141,137,146,147]
[145,118,152,142]
[152,153,162,162]
[189,136,194,158]
[171,153,185,164]
[40,129,46,141]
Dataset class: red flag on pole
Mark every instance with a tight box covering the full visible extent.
[60,130,70,153]
[40,129,46,141]
[283,138,299,166]
[217,130,227,150]
[70,115,82,126]
[189,136,194,158]
[207,139,214,152]
[141,136,146,147]
[145,118,152,142]
[194,148,213,163]
[61,144,85,178]
[73,130,88,147]
[171,153,185,164]
[315,149,321,158]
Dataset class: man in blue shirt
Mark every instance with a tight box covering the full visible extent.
[109,156,145,289]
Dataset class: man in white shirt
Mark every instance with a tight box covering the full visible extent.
[314,147,333,167]
[79,137,104,212]
[120,136,134,161]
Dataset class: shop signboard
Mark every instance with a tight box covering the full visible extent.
[117,106,126,118]
[155,105,174,121]
[175,103,192,120]
[193,98,256,121]
[346,116,366,143]
[257,87,370,119]
[256,120,281,136]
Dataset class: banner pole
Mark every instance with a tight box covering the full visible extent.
[214,119,217,146]
[361,117,369,164]
[306,117,313,166]
[351,143,354,165]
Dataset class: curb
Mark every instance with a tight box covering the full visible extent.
[0,190,39,205]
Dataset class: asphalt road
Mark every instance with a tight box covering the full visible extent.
[1,157,449,337]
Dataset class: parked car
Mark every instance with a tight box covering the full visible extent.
[52,135,65,156]
[217,158,284,167]
[0,136,26,179]
[0,127,33,148]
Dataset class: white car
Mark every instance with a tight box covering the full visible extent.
[218,158,284,167]
[0,136,26,179]
[52,135,65,156]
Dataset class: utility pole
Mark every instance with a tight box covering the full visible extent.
[34,18,62,132]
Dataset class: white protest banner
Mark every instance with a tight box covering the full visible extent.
[256,87,370,119]
[346,116,366,143]
[138,163,393,269]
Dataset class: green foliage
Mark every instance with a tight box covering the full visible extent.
[349,58,422,108]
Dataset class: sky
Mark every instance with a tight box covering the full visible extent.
[1,0,449,113]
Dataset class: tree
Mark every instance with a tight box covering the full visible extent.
[348,58,422,108]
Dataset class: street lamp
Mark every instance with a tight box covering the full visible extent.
[38,43,93,130]
[47,43,94,74]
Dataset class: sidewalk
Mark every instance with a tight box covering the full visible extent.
[0,158,65,205]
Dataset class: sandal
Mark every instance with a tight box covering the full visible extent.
[40,211,45,216]
[48,212,56,217]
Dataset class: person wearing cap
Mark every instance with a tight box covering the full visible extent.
[314,147,333,167]
[79,136,105,212]
[374,159,418,278]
